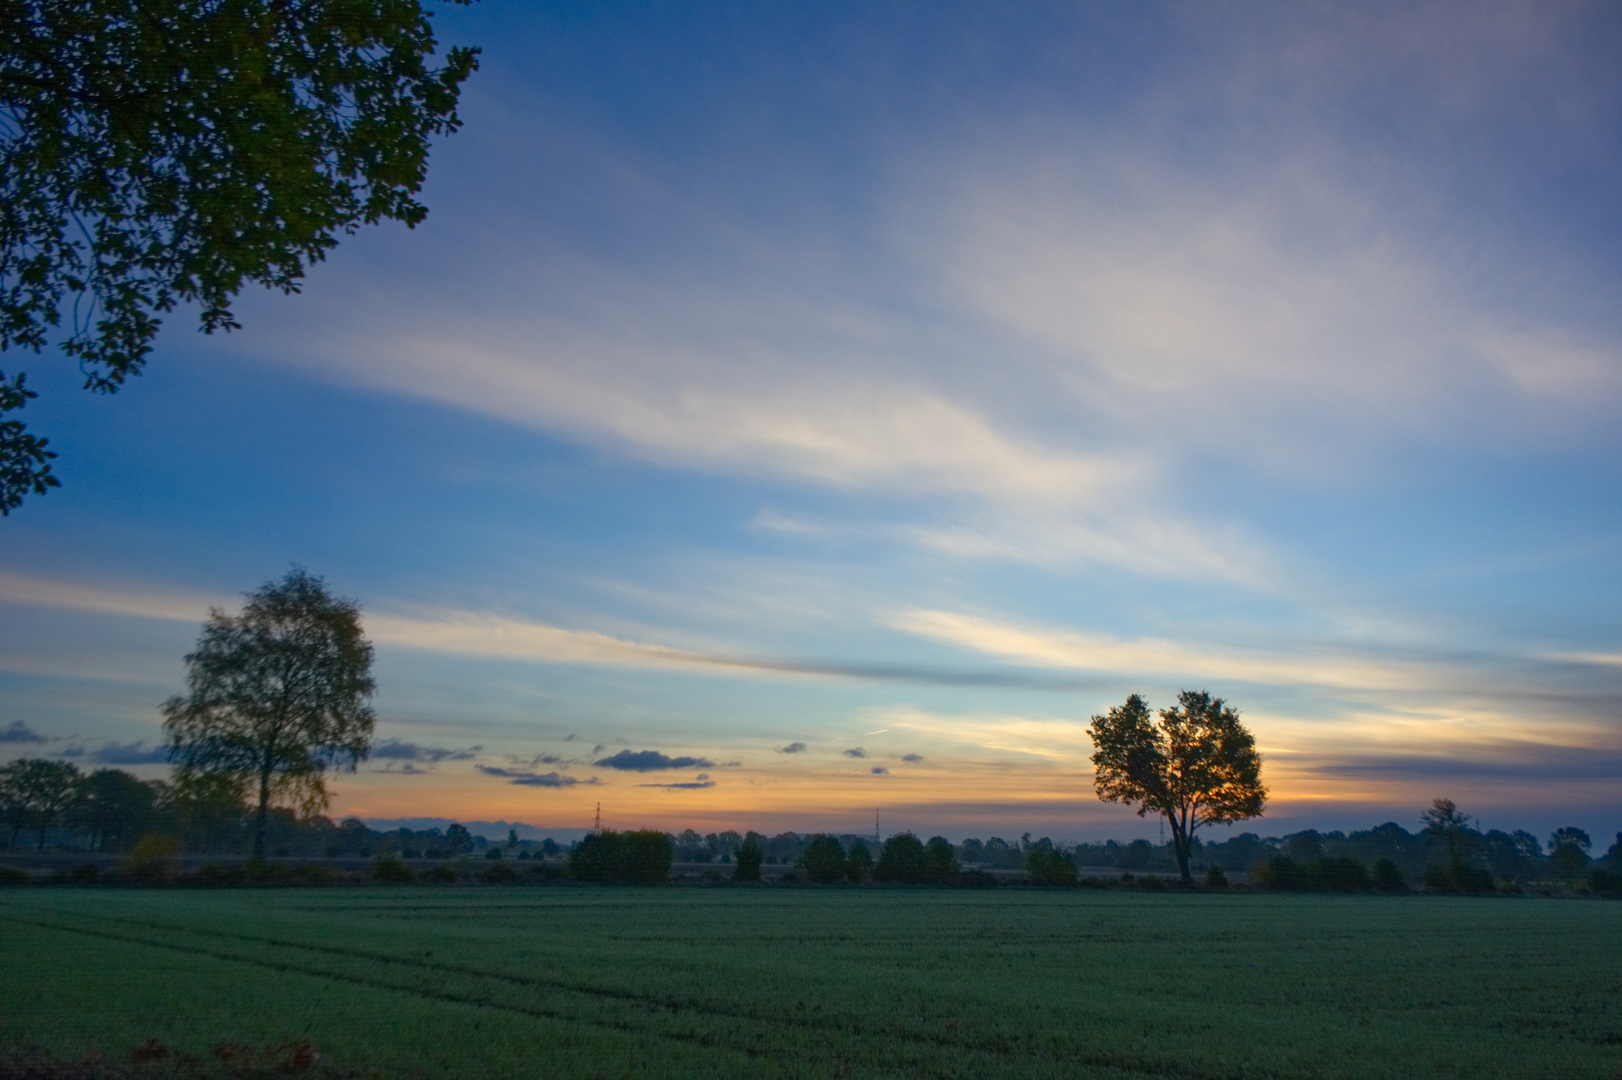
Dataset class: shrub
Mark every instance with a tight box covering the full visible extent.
[1205,865,1228,889]
[58,862,100,885]
[195,861,246,886]
[1312,856,1372,892]
[479,862,519,885]
[1372,857,1407,893]
[0,865,30,886]
[290,862,335,885]
[1025,840,1078,886]
[874,833,927,884]
[1425,860,1494,894]
[959,869,999,887]
[733,838,764,882]
[123,833,182,883]
[1251,855,1308,891]
[798,836,847,884]
[246,859,287,883]
[1586,868,1622,897]
[485,848,504,860]
[372,857,414,883]
[423,864,459,883]
[570,830,673,884]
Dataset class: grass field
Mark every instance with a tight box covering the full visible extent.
[2,885,1618,1079]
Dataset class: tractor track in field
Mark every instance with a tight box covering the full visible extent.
[9,911,1253,1080]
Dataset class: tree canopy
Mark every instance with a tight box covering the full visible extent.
[162,567,375,860]
[0,0,479,512]
[0,756,80,848]
[1088,690,1266,883]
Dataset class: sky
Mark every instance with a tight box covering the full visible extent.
[2,1,1620,844]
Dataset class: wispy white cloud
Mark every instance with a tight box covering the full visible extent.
[0,572,227,623]
[926,148,1622,470]
[890,607,1436,692]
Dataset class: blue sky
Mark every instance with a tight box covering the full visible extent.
[3,1,1619,843]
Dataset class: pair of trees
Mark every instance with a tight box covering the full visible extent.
[873,833,958,884]
[1088,690,1267,885]
[1,0,480,513]
[797,835,873,883]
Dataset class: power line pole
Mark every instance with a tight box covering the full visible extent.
[594,802,601,834]
[874,809,880,848]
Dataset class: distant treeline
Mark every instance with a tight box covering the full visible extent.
[3,760,1618,895]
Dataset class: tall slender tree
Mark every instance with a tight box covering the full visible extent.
[163,568,375,861]
[1088,691,1266,884]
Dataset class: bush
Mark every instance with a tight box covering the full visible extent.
[0,865,30,886]
[57,862,100,885]
[484,848,503,860]
[246,859,287,883]
[372,856,414,883]
[123,833,182,883]
[1205,865,1228,889]
[570,830,673,884]
[479,862,519,884]
[1372,857,1407,893]
[1251,855,1309,891]
[1586,868,1622,897]
[422,864,459,883]
[798,836,846,884]
[733,838,764,882]
[194,861,246,886]
[290,862,336,885]
[1312,856,1372,892]
[958,869,999,887]
[1425,860,1494,894]
[1025,841,1078,886]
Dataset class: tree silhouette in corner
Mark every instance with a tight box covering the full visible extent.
[0,1,480,511]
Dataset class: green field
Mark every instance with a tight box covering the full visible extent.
[2,885,1618,1079]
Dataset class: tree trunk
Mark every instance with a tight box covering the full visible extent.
[253,759,272,862]
[1168,814,1193,884]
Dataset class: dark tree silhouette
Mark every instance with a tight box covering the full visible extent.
[163,568,375,861]
[733,836,764,882]
[0,1,479,510]
[875,832,927,883]
[845,839,873,883]
[70,768,156,851]
[570,830,672,884]
[923,836,959,883]
[799,835,847,883]
[1089,691,1266,884]
[0,757,80,848]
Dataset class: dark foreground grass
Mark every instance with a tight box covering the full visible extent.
[2,886,1618,1079]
